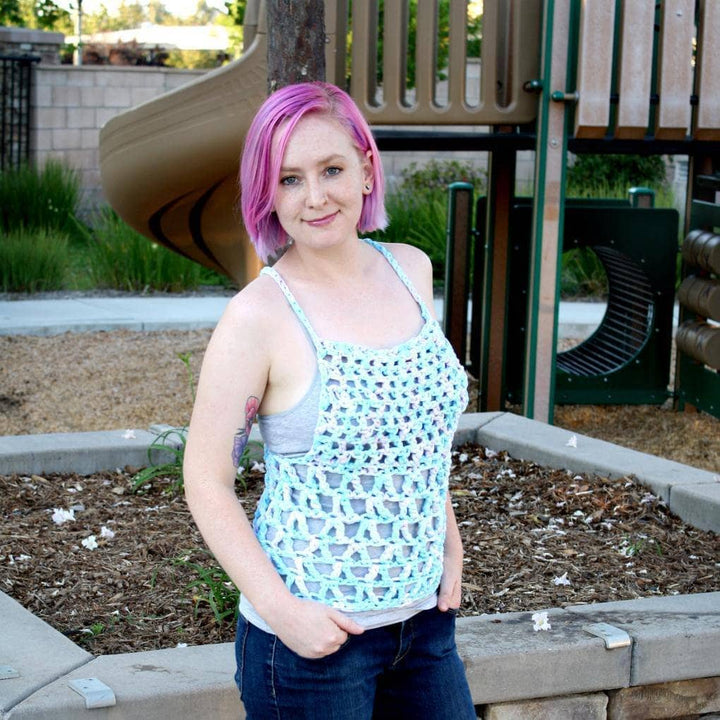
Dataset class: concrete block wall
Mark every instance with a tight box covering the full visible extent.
[30,65,206,211]
[0,27,64,65]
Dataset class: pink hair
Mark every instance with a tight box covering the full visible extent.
[239,82,387,263]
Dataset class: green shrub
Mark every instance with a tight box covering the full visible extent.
[566,154,667,194]
[560,247,608,300]
[0,228,69,292]
[172,550,239,624]
[375,192,448,279]
[86,208,217,292]
[0,161,84,242]
[399,159,486,196]
[370,159,486,280]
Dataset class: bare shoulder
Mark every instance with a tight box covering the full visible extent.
[379,241,433,275]
[208,273,285,353]
[220,273,282,330]
[377,241,434,303]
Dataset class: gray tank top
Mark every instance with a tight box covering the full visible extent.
[257,366,320,455]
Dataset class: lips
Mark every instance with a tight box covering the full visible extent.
[305,211,338,227]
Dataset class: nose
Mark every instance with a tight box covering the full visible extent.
[305,178,327,207]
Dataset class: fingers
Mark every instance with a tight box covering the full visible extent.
[275,602,363,659]
[438,576,462,612]
[331,610,365,636]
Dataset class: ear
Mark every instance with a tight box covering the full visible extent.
[362,150,374,194]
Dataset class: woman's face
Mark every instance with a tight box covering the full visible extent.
[272,114,373,254]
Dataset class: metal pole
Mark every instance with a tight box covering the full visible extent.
[76,0,83,66]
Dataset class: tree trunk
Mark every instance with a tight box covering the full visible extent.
[266,0,326,93]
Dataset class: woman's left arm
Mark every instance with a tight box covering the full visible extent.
[438,495,464,611]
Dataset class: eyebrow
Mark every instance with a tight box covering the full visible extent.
[280,154,347,174]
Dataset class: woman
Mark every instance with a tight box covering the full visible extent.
[184,81,475,719]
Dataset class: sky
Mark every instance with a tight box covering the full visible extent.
[55,1,229,19]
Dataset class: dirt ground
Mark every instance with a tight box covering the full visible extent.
[1,328,719,472]
[1,328,718,655]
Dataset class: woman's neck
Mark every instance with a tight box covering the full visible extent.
[279,236,377,287]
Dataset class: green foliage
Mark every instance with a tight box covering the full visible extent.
[0,161,83,241]
[164,48,228,69]
[370,159,485,280]
[371,192,447,279]
[6,0,72,31]
[131,426,189,495]
[560,247,608,300]
[349,1,482,89]
[173,550,239,624]
[567,154,667,194]
[224,0,245,25]
[399,159,485,196]
[0,0,23,24]
[33,0,69,29]
[0,163,233,294]
[85,207,221,292]
[0,228,69,292]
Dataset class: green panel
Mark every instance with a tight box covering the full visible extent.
[494,200,678,406]
[676,355,720,416]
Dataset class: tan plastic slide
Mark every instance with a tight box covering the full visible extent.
[99,1,541,285]
[99,12,268,284]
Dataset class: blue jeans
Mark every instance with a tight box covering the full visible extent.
[234,606,476,719]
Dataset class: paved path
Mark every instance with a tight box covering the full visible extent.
[0,295,608,337]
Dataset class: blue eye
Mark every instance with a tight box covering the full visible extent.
[280,176,298,186]
[326,166,341,176]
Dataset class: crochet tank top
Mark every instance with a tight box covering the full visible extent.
[254,239,468,612]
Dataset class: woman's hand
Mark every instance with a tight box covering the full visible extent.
[270,597,365,659]
[437,551,463,611]
[438,494,464,612]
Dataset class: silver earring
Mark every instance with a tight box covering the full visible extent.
[364,184,371,191]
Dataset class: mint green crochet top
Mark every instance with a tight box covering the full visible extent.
[255,240,468,612]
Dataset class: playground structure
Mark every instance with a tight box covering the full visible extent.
[99,0,720,424]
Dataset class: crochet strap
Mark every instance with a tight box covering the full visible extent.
[261,266,321,346]
[362,238,432,321]
[261,239,430,344]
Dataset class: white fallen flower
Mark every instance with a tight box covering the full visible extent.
[81,535,98,550]
[100,526,115,539]
[553,572,571,586]
[251,461,266,473]
[122,429,136,440]
[566,435,577,448]
[532,611,551,632]
[52,508,75,525]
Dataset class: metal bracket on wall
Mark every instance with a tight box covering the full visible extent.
[583,622,632,650]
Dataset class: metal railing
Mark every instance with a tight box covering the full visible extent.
[1,54,40,171]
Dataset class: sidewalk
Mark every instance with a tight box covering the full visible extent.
[0,295,608,337]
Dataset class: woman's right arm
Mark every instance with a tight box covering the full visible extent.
[183,285,362,657]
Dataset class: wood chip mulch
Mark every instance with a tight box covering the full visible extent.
[2,444,718,656]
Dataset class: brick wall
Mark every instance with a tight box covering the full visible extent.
[31,65,206,212]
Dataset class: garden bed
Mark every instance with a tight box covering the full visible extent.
[1,445,718,656]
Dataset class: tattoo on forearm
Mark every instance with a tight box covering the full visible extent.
[232,396,260,467]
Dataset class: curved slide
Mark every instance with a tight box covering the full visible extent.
[99,18,268,284]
